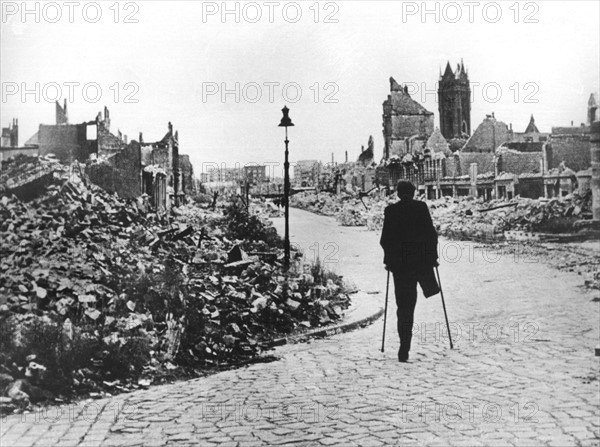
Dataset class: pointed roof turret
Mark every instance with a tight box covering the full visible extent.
[441,61,454,80]
[459,60,469,81]
[524,114,540,133]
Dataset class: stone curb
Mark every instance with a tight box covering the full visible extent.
[267,291,384,347]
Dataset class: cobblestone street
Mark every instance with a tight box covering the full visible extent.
[2,208,598,446]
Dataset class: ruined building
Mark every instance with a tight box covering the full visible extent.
[32,101,128,163]
[136,122,183,208]
[462,113,513,153]
[86,120,191,209]
[382,77,434,159]
[358,136,375,166]
[37,100,94,162]
[179,154,195,197]
[376,90,596,201]
[438,60,471,140]
[425,128,452,158]
[511,115,549,143]
[1,101,194,209]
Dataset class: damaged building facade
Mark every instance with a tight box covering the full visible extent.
[375,63,598,201]
[1,102,194,209]
[382,77,434,159]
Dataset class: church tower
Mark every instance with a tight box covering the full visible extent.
[438,60,471,140]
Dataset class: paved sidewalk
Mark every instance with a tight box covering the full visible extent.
[2,209,598,446]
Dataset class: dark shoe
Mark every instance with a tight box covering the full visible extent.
[398,349,409,362]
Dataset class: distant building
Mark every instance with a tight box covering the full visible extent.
[382,77,434,159]
[1,119,18,147]
[294,160,320,187]
[0,119,39,164]
[201,167,242,184]
[438,60,471,140]
[243,165,266,185]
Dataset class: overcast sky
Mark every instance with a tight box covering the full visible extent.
[1,1,599,177]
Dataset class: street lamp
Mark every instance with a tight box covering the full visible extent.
[278,105,294,270]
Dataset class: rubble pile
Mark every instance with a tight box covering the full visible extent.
[250,199,284,218]
[425,196,504,240]
[426,190,593,239]
[292,191,389,228]
[0,159,351,410]
[365,199,393,231]
[292,189,594,238]
[290,191,342,217]
[337,206,367,226]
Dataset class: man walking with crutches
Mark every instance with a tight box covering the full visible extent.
[380,181,441,362]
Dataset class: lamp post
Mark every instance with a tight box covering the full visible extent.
[279,106,294,270]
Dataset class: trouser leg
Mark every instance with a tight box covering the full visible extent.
[393,271,418,355]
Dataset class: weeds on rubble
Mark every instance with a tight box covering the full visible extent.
[309,258,339,286]
[221,201,283,250]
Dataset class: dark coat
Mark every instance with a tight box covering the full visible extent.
[380,198,439,272]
